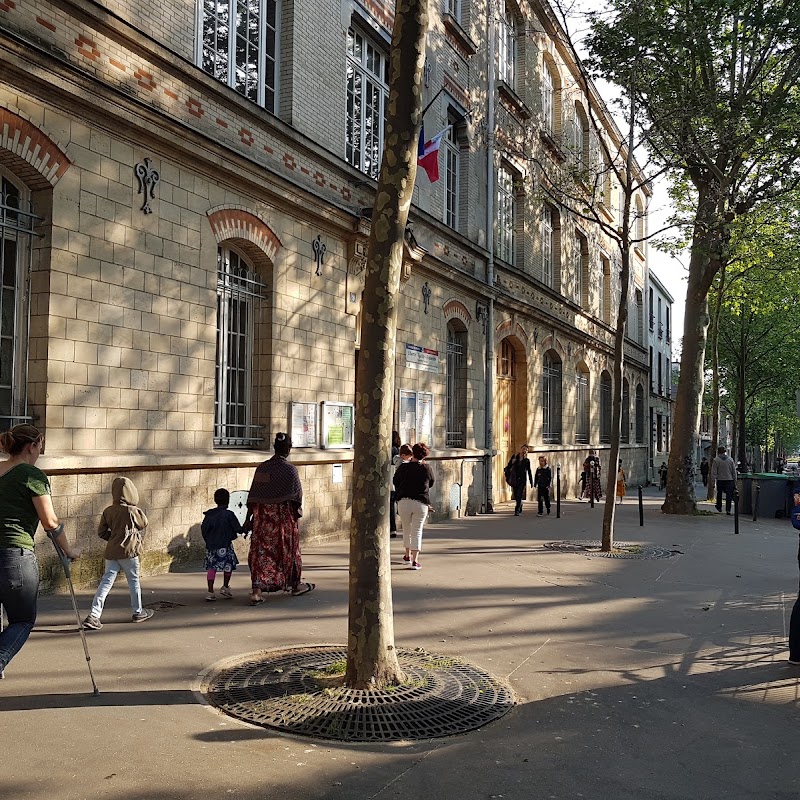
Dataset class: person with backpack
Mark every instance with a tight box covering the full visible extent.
[506,445,534,516]
[83,477,152,629]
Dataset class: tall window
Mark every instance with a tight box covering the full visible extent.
[214,246,266,447]
[200,0,278,111]
[542,204,553,287]
[573,235,582,305]
[542,61,555,132]
[635,289,644,343]
[496,165,515,264]
[575,365,589,444]
[446,321,468,447]
[498,337,515,377]
[621,379,630,443]
[0,173,37,429]
[443,123,460,230]
[649,286,654,330]
[600,371,612,444]
[346,28,388,179]
[635,384,645,443]
[573,101,590,165]
[497,4,516,89]
[446,0,461,19]
[658,353,663,395]
[600,254,611,323]
[666,307,671,342]
[542,351,562,444]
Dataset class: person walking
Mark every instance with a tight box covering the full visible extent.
[700,457,709,487]
[0,425,80,673]
[393,442,435,570]
[201,488,243,601]
[710,446,737,515]
[658,461,668,491]
[389,431,401,539]
[506,445,534,516]
[534,455,552,516]
[616,460,627,504]
[83,477,153,629]
[582,450,602,501]
[245,433,314,604]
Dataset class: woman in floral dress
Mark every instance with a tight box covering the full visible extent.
[244,433,314,604]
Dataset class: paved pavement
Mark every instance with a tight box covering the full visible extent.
[3,487,800,800]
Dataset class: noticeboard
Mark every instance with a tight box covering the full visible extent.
[320,401,355,450]
[290,402,318,448]
[398,389,434,448]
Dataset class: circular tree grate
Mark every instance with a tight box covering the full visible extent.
[200,645,515,742]
[544,540,675,559]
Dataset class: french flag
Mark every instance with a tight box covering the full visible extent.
[417,125,451,183]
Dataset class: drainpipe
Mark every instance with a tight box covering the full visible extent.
[484,0,496,512]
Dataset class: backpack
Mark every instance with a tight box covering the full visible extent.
[504,462,515,486]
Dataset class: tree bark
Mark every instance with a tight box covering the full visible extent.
[663,189,719,513]
[345,0,428,690]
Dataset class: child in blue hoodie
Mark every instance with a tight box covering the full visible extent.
[201,488,244,601]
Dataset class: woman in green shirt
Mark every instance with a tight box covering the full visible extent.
[0,424,80,674]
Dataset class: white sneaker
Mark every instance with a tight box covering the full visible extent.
[205,592,216,601]
[220,587,233,599]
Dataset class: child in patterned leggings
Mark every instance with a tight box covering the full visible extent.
[201,488,244,601]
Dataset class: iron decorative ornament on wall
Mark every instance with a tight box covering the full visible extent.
[312,235,326,276]
[134,158,160,214]
[422,281,432,314]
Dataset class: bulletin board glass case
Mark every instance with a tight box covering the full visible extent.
[320,401,355,449]
[398,389,434,447]
[290,402,318,448]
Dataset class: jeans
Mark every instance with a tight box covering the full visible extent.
[89,557,143,618]
[789,538,800,661]
[537,487,551,514]
[0,547,39,672]
[716,479,734,513]
[512,484,526,515]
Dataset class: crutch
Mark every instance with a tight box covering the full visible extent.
[47,529,100,695]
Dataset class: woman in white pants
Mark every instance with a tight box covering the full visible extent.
[393,442,435,570]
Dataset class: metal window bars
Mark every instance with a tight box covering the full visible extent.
[1,181,42,428]
[542,358,562,444]
[214,250,267,448]
[446,328,466,448]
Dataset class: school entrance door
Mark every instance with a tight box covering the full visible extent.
[494,336,527,503]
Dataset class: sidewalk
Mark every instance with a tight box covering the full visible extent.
[3,489,799,800]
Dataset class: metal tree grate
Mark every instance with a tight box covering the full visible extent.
[544,540,676,559]
[201,645,515,742]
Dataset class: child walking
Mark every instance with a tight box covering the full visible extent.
[83,477,152,630]
[201,488,243,601]
[534,455,552,516]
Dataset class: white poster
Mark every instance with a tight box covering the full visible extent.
[290,402,318,448]
[405,343,440,373]
[398,389,434,448]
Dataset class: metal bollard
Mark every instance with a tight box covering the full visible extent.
[556,465,561,519]
[733,488,739,534]
[753,482,760,522]
[638,485,644,526]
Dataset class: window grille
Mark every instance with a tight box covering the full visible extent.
[600,372,612,443]
[0,175,41,431]
[214,247,266,448]
[346,28,388,179]
[200,0,278,111]
[542,354,562,444]
[575,369,589,444]
[446,323,467,447]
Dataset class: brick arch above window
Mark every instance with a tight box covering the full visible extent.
[494,317,529,352]
[207,207,282,265]
[443,298,472,328]
[0,106,72,188]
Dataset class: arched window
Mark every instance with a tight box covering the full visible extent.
[599,371,612,443]
[214,245,267,447]
[635,384,645,443]
[446,320,468,447]
[498,337,515,377]
[0,170,38,429]
[542,351,562,444]
[621,378,630,444]
[575,364,589,444]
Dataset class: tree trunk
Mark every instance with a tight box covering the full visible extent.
[345,0,428,690]
[663,195,719,513]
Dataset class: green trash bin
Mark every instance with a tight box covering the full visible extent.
[750,474,793,519]
[736,476,753,514]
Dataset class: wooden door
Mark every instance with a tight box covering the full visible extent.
[494,339,516,502]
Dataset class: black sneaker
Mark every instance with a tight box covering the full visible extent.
[132,609,154,623]
[83,615,102,630]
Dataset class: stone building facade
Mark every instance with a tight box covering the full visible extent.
[647,270,673,483]
[0,0,649,587]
